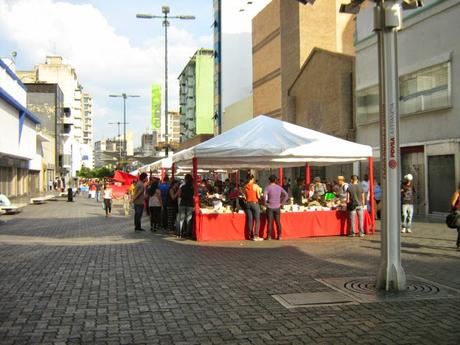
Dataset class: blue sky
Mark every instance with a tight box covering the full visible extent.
[0,0,270,146]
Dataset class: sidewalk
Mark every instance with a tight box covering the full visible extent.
[0,196,458,344]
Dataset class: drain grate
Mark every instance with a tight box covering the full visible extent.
[317,276,460,303]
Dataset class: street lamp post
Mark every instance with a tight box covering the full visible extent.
[108,121,129,163]
[109,93,139,161]
[136,6,195,157]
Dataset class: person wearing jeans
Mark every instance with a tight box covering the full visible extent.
[347,175,365,237]
[401,174,415,233]
[132,172,148,231]
[244,174,262,241]
[264,175,289,240]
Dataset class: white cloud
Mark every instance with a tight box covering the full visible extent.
[0,0,210,144]
[222,0,271,34]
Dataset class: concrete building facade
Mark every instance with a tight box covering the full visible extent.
[222,95,253,133]
[94,132,133,169]
[18,56,94,179]
[355,0,460,215]
[0,58,42,198]
[25,83,64,188]
[179,49,214,142]
[252,0,355,121]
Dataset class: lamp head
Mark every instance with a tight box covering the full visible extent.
[402,0,424,10]
[162,6,170,14]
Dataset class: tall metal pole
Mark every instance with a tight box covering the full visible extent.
[163,9,170,157]
[214,0,222,135]
[375,0,406,292]
[123,94,127,160]
[136,8,194,156]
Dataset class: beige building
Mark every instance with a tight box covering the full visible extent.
[288,48,355,140]
[252,0,355,122]
[222,95,253,133]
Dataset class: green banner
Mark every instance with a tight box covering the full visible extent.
[151,85,161,130]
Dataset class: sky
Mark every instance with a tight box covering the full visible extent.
[0,0,270,146]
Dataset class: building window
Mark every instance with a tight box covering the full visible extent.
[356,85,379,125]
[356,62,451,125]
[400,61,451,115]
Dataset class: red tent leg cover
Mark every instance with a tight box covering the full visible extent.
[368,156,375,233]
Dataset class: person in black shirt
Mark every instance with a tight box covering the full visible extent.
[347,175,365,237]
[177,174,195,238]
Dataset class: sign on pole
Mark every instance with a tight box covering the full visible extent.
[151,85,161,131]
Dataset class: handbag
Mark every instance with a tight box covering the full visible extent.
[445,210,459,229]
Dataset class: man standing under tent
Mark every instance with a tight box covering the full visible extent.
[347,175,366,237]
[264,175,289,240]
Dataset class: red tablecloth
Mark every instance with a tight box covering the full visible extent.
[195,210,372,241]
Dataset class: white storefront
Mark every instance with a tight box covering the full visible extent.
[355,0,460,216]
[0,58,41,197]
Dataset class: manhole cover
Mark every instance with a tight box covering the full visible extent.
[317,276,460,303]
[272,291,356,309]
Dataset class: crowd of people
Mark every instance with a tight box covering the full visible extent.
[77,170,459,249]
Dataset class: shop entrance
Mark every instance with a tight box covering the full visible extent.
[401,147,425,215]
[428,155,455,213]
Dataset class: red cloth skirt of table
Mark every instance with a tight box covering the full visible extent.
[195,210,371,241]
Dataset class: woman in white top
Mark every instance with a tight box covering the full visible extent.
[103,184,113,217]
[148,179,163,232]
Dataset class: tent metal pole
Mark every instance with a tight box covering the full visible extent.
[368,156,375,233]
[192,157,199,240]
[305,163,311,185]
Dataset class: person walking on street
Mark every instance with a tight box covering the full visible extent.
[95,182,101,203]
[450,181,460,249]
[102,184,112,217]
[347,175,365,237]
[401,174,415,233]
[148,179,163,232]
[132,173,148,232]
[264,175,289,240]
[244,174,262,241]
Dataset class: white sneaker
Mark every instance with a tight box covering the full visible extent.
[401,228,406,233]
[406,228,412,233]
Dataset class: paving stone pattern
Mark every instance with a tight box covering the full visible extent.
[0,197,459,344]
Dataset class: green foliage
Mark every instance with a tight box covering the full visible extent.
[76,166,114,179]
[76,166,93,178]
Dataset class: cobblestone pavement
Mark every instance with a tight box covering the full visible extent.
[0,197,459,344]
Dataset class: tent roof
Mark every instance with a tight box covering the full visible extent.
[172,115,372,168]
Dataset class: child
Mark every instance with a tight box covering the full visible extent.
[123,190,131,216]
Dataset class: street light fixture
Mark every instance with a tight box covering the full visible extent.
[108,121,129,162]
[136,6,195,157]
[109,93,140,161]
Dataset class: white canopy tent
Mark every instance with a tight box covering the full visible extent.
[172,115,373,168]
